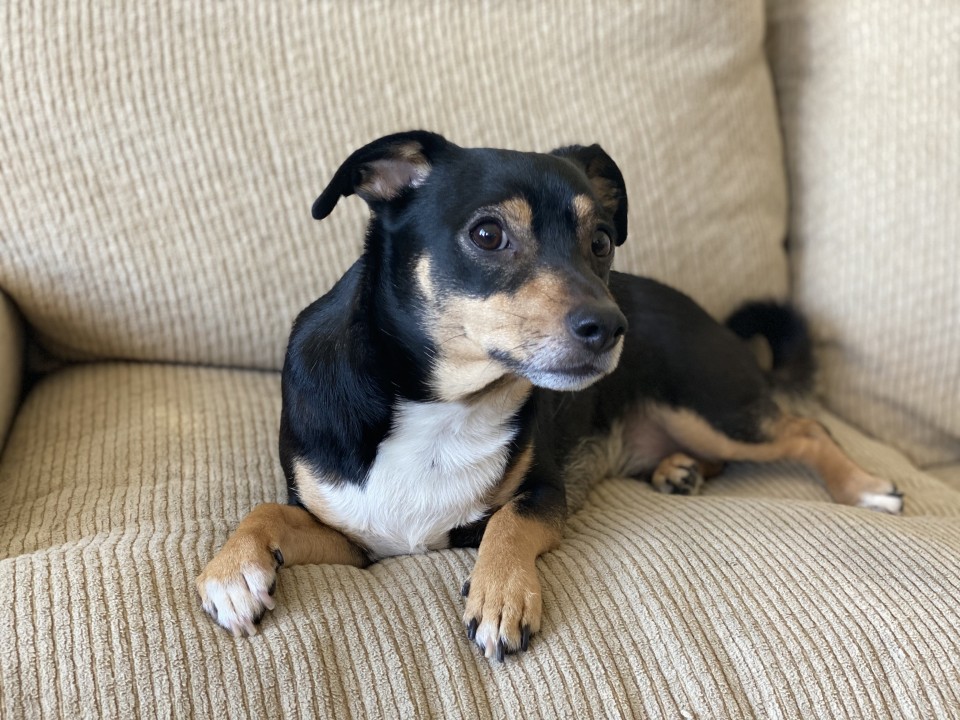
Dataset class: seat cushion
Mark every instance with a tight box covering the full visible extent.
[0,293,22,451]
[2,364,960,718]
[928,464,960,494]
[765,1,960,466]
[0,0,788,370]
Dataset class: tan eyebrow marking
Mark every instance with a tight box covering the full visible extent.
[572,194,597,227]
[499,196,534,232]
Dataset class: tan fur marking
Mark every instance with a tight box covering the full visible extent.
[650,406,895,507]
[356,142,431,201]
[429,264,574,401]
[196,502,368,635]
[572,194,596,227]
[463,501,562,657]
[745,335,774,372]
[206,502,367,574]
[415,252,436,305]
[486,444,534,509]
[500,196,534,233]
[651,452,706,495]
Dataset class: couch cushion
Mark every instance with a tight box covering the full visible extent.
[928,464,960,494]
[0,294,23,452]
[765,1,960,466]
[2,363,960,718]
[0,0,788,370]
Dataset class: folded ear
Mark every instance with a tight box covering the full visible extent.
[312,130,452,220]
[550,144,628,245]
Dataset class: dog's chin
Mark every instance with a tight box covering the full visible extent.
[525,367,608,392]
[521,341,624,392]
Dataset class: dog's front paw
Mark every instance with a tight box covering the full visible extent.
[196,534,283,637]
[461,560,541,663]
[652,453,704,495]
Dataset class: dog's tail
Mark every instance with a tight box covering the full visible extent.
[725,301,816,395]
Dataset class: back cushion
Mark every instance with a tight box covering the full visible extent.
[766,0,960,466]
[0,1,788,370]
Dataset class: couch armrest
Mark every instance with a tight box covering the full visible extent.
[0,292,24,451]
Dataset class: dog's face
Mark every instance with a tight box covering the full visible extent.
[314,131,630,400]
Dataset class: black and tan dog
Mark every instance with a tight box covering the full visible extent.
[196,131,903,661]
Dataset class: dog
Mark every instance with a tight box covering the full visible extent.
[196,130,904,661]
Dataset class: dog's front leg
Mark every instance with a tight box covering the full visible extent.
[196,503,368,636]
[462,490,563,662]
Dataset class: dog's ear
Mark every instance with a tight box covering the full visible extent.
[312,131,451,220]
[550,144,628,245]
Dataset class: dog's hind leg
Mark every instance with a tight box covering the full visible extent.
[652,407,904,513]
[196,503,369,636]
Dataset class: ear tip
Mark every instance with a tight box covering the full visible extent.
[312,194,334,220]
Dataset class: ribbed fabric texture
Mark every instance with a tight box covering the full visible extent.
[0,0,788,370]
[928,464,960,494]
[0,295,22,452]
[766,1,960,467]
[2,363,960,719]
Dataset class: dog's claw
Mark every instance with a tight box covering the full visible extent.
[467,618,478,641]
[461,580,471,597]
[521,625,531,652]
[272,548,284,567]
[268,579,277,597]
[496,639,506,663]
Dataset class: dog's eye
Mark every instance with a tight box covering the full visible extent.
[592,230,613,258]
[470,221,508,251]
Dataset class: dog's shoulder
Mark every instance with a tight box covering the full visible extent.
[286,259,367,362]
[281,258,394,484]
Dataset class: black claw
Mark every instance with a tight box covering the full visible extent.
[252,609,265,626]
[272,548,284,567]
[889,487,904,498]
[496,639,506,663]
[461,580,471,597]
[467,618,478,641]
[268,579,277,596]
[521,625,531,652]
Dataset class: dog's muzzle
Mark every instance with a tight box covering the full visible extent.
[516,302,628,391]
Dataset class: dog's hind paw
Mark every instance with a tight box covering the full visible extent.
[856,486,905,515]
[651,453,705,496]
[196,536,283,637]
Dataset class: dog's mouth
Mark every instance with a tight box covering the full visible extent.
[490,339,624,392]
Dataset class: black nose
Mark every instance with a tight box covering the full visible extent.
[566,304,627,354]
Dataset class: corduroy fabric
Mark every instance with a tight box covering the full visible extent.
[0,294,22,452]
[2,363,960,719]
[928,464,960,495]
[0,0,788,370]
[765,1,960,467]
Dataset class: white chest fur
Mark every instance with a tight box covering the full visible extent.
[302,393,525,559]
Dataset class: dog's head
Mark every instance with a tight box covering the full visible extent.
[314,131,629,400]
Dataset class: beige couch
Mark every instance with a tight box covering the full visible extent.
[2,2,959,718]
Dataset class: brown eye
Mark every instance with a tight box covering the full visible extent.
[470,221,508,251]
[592,229,613,257]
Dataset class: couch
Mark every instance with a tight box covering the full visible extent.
[1,1,959,718]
